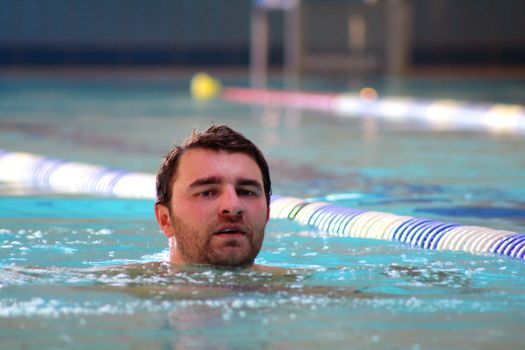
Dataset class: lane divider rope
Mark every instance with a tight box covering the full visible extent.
[270,196,525,260]
[1,150,523,260]
[221,87,525,135]
[0,151,156,199]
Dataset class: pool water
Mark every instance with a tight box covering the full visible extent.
[1,71,525,349]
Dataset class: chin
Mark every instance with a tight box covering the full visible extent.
[210,251,255,267]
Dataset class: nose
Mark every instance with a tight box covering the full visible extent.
[219,186,243,217]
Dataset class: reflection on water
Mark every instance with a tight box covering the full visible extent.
[2,256,524,349]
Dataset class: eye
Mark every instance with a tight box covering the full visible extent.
[238,188,259,197]
[198,189,216,197]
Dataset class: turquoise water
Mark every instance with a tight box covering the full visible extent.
[1,71,525,349]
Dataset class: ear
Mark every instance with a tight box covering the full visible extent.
[154,204,174,238]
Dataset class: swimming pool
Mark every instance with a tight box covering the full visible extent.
[1,69,525,349]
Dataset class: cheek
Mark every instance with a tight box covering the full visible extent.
[170,201,213,230]
[247,202,269,224]
[173,198,214,215]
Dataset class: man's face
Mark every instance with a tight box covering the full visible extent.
[155,148,269,267]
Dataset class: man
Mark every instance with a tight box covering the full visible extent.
[154,125,272,269]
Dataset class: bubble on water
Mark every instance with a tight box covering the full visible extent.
[97,304,122,314]
[88,228,113,236]
[245,299,258,308]
[139,250,169,262]
[405,297,423,308]
[303,252,318,257]
[8,257,27,262]
[231,299,243,309]
[62,247,77,255]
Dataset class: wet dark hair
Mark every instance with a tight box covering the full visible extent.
[155,125,272,207]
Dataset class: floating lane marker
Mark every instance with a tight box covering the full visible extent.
[1,150,523,260]
[269,196,525,261]
[222,87,525,135]
[0,151,155,199]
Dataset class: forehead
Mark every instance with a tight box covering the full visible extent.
[175,148,263,184]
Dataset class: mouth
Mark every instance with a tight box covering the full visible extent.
[213,226,248,237]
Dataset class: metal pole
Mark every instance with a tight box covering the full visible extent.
[385,0,412,76]
[250,6,269,88]
[284,0,301,82]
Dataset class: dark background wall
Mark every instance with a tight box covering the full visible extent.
[411,0,525,65]
[0,0,523,66]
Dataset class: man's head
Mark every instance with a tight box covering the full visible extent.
[154,125,272,267]
[156,125,271,207]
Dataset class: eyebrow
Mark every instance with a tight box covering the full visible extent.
[237,179,263,191]
[189,176,222,188]
[189,176,263,191]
